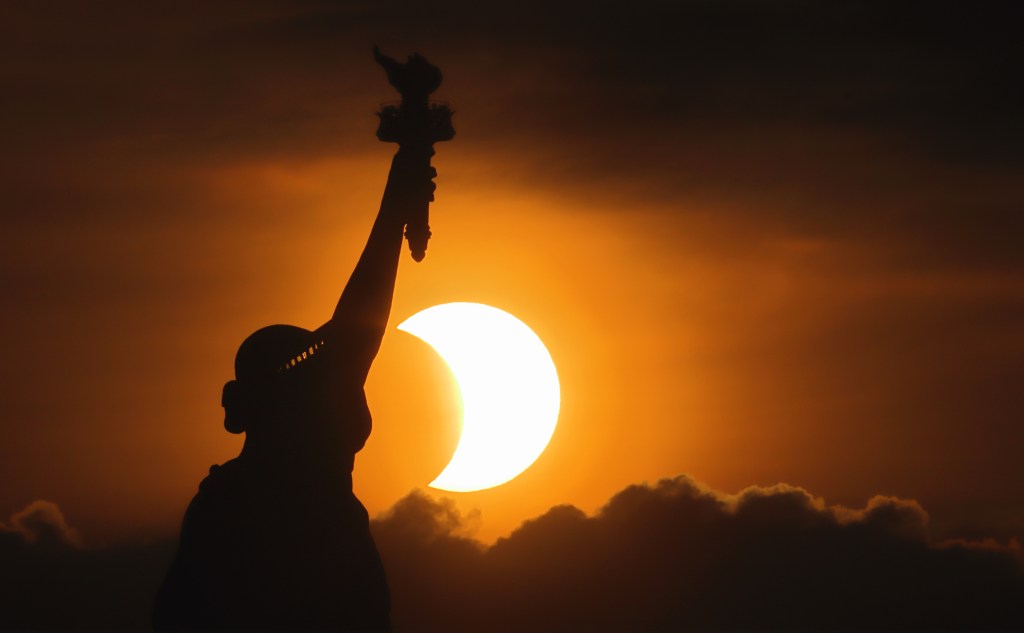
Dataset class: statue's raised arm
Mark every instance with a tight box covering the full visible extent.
[323,48,455,381]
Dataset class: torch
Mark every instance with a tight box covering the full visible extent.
[374,47,455,262]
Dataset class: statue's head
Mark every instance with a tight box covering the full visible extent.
[221,325,315,435]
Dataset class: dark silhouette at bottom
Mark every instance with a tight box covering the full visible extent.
[154,48,451,632]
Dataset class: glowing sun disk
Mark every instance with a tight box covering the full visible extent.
[397,302,561,492]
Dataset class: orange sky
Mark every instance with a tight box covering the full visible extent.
[2,1,1023,548]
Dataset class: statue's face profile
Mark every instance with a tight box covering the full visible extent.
[230,325,317,434]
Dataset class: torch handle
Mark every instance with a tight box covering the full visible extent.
[382,145,436,262]
[404,154,434,263]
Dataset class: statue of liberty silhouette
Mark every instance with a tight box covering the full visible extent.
[154,49,453,632]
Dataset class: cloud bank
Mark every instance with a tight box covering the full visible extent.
[373,476,1022,631]
[3,478,1022,630]
[0,500,82,549]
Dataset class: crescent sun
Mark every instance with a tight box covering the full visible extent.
[397,302,561,492]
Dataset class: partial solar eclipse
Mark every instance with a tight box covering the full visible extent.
[397,302,561,492]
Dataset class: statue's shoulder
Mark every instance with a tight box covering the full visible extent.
[199,459,239,488]
[180,460,250,540]
[188,460,246,513]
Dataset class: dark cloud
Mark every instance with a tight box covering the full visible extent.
[3,1,1020,270]
[3,481,1023,630]
[0,501,175,630]
[1,500,82,549]
[373,477,1024,631]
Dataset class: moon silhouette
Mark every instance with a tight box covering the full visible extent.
[397,302,561,492]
